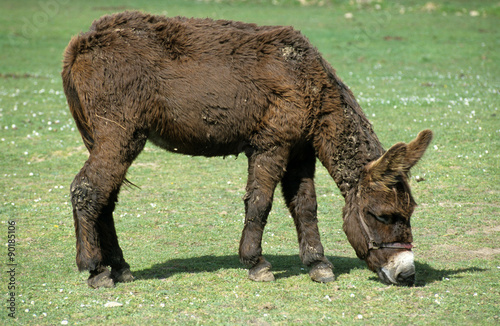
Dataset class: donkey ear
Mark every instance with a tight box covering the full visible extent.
[404,129,433,171]
[367,142,407,183]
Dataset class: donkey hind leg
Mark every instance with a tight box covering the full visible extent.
[71,132,146,288]
[72,164,130,288]
[281,147,335,283]
[239,149,287,282]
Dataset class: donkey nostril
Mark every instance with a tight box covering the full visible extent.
[396,270,415,286]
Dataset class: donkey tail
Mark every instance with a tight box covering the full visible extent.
[61,35,94,152]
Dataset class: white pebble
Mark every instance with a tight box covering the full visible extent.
[104,301,123,308]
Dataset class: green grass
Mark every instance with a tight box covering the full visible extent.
[1,0,499,324]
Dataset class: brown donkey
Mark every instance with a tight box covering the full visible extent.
[62,11,432,288]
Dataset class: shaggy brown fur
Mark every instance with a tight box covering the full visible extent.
[62,11,432,288]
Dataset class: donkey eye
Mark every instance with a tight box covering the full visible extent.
[370,213,391,224]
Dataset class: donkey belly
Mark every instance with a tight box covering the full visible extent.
[148,128,251,157]
[145,70,269,157]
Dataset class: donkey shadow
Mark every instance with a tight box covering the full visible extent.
[134,255,484,285]
[411,261,486,287]
[133,254,363,281]
[368,261,486,286]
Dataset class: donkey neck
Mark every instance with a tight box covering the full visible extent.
[314,78,384,197]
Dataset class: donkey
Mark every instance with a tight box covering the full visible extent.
[62,11,432,288]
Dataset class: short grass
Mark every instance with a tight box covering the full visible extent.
[1,0,499,325]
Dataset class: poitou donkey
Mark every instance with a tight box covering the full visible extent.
[62,11,432,288]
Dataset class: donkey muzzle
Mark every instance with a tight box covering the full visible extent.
[377,250,415,286]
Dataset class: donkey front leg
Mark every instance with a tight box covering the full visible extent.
[281,146,334,283]
[239,188,274,282]
[239,149,287,282]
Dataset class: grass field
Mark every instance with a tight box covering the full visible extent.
[1,0,499,324]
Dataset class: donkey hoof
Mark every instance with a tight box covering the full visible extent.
[111,267,134,283]
[248,259,275,282]
[309,262,335,283]
[87,268,115,289]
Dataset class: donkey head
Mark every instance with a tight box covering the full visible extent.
[343,130,433,286]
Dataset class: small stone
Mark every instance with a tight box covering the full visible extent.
[104,301,123,308]
[415,175,425,182]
